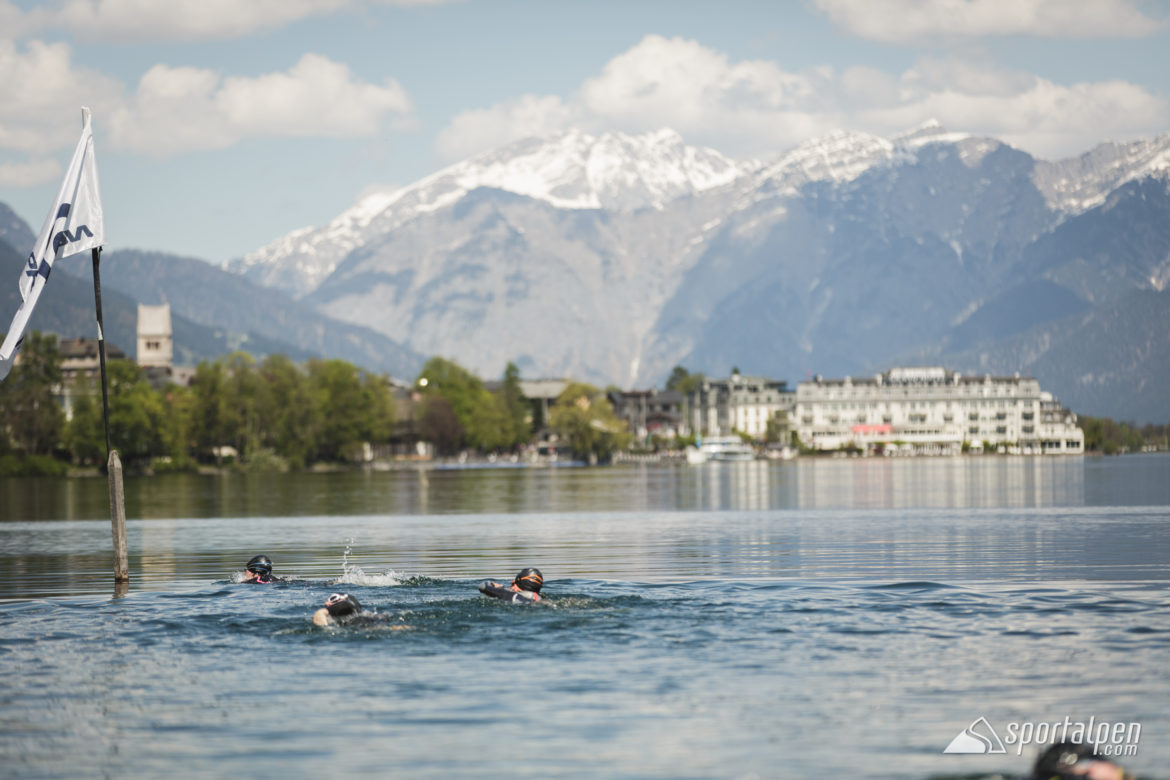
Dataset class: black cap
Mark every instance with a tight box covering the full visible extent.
[246,555,273,577]
[1030,741,1115,780]
[512,568,543,593]
[324,593,362,617]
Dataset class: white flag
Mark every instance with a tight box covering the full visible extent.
[0,108,104,381]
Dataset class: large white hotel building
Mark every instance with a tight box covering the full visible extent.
[794,366,1084,454]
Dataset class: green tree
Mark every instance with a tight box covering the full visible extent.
[65,375,105,464]
[1080,415,1156,454]
[665,365,704,394]
[257,354,317,468]
[549,382,630,463]
[417,357,510,452]
[223,352,262,460]
[106,360,166,463]
[190,360,232,460]
[498,362,531,448]
[308,359,365,461]
[364,372,397,444]
[154,381,199,469]
[764,410,789,444]
[418,394,464,456]
[0,331,65,455]
[307,359,392,462]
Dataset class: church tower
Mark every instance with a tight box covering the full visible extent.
[137,303,173,373]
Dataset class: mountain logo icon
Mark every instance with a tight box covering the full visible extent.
[943,716,1007,754]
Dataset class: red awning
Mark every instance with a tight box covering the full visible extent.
[852,424,892,435]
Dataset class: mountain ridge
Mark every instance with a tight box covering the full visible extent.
[4,123,1169,422]
[229,123,1168,421]
[229,128,752,297]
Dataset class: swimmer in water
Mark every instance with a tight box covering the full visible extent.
[313,592,362,626]
[242,554,275,584]
[478,567,543,603]
[312,593,410,630]
[1028,741,1133,780]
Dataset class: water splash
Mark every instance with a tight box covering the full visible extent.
[334,568,408,586]
[341,537,355,579]
[336,536,406,586]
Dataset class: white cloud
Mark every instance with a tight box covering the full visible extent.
[54,0,346,43]
[0,157,62,188]
[0,2,27,38]
[108,53,413,155]
[437,35,836,162]
[217,54,411,137]
[435,34,1170,163]
[814,0,1164,43]
[5,0,457,44]
[581,35,820,128]
[864,67,1169,157]
[0,36,414,179]
[0,39,125,154]
[435,94,580,161]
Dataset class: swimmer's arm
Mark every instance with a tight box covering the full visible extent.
[312,608,333,626]
[478,582,515,600]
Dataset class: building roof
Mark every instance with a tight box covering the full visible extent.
[803,366,1034,388]
[518,378,570,400]
[58,337,126,361]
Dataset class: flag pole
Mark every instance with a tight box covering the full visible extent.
[92,245,112,458]
[79,107,127,584]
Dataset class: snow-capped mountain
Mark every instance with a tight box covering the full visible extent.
[229,129,751,297]
[222,122,1170,422]
[1032,131,1170,213]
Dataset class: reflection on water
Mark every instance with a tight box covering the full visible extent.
[0,455,1168,603]
[4,454,1168,524]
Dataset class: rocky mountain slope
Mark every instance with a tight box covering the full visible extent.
[0,203,422,377]
[233,123,1169,420]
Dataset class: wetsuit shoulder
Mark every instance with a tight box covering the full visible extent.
[478,583,539,603]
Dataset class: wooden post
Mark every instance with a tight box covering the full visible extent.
[94,242,125,582]
[108,450,128,583]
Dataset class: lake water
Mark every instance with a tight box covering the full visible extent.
[1,454,1168,779]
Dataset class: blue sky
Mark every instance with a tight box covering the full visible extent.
[2,0,1169,265]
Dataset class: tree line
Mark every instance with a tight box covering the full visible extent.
[1078,416,1169,455]
[2,333,1164,476]
[0,332,629,475]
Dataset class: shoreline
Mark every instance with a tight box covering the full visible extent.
[21,447,1148,480]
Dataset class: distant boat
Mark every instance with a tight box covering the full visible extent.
[690,436,756,463]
